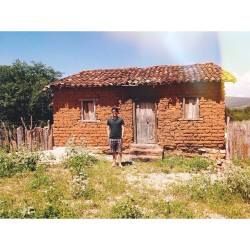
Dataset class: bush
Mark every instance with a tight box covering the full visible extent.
[160,155,213,173]
[153,200,194,218]
[64,152,98,175]
[187,156,212,172]
[110,199,143,219]
[0,150,40,178]
[188,175,211,201]
[28,173,51,190]
[70,173,95,199]
[41,204,61,219]
[226,106,250,121]
[159,156,187,173]
[0,209,23,219]
[232,158,250,168]
[225,166,250,201]
[64,149,98,199]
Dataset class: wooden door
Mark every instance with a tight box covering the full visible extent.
[136,101,156,143]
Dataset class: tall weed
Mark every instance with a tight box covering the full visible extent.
[153,200,194,218]
[0,150,40,178]
[160,155,214,173]
[225,166,250,201]
[64,152,98,175]
[63,149,98,199]
[232,158,250,168]
[110,198,143,219]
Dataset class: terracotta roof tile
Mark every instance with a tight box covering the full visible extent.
[48,62,236,89]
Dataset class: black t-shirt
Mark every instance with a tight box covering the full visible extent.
[107,117,125,139]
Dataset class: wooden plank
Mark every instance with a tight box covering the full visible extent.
[228,121,250,159]
[41,127,45,149]
[44,127,49,150]
[136,101,156,143]
[226,117,230,160]
[133,101,137,144]
[16,126,24,147]
[88,101,95,120]
[48,124,53,150]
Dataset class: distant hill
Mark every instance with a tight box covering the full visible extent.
[225,96,250,108]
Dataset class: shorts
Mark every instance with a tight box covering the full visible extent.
[109,139,122,153]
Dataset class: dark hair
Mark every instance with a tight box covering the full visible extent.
[111,107,119,112]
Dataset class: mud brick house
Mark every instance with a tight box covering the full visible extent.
[46,62,236,158]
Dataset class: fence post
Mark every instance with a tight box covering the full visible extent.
[226,116,230,160]
[16,126,24,147]
[1,119,53,152]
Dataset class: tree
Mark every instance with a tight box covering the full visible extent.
[0,60,62,125]
[226,106,250,121]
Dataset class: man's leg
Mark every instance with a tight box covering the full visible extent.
[117,139,123,167]
[112,152,117,167]
[118,153,122,167]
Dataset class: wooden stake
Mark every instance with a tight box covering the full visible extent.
[226,116,230,160]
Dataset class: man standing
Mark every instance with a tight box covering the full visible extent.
[107,107,125,167]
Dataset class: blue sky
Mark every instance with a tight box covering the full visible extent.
[1,31,250,97]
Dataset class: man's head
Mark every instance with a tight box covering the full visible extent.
[111,107,119,117]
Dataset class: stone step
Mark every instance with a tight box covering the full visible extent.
[130,155,162,162]
[130,143,162,150]
[129,148,163,156]
[129,144,163,157]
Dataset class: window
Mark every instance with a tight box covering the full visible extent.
[183,97,199,119]
[80,99,96,121]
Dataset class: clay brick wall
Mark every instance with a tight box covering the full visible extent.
[156,82,225,149]
[52,87,133,148]
[52,82,225,149]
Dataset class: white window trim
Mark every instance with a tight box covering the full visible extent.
[79,99,97,122]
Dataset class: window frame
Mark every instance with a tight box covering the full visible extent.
[181,96,202,121]
[79,99,97,122]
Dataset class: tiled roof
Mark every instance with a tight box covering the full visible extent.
[47,62,236,89]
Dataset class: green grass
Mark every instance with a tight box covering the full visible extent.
[157,155,215,173]
[0,148,250,218]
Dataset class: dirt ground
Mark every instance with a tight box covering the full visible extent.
[41,146,227,219]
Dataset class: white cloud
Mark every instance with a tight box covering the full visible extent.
[225,71,250,97]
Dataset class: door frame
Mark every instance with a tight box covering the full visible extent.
[133,99,158,144]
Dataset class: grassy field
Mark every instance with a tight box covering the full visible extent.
[0,147,250,219]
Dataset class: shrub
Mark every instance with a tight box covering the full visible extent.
[0,209,23,219]
[70,173,95,199]
[64,149,98,200]
[187,156,212,172]
[152,200,194,218]
[188,175,211,201]
[0,150,40,178]
[28,173,51,190]
[0,204,76,219]
[187,174,229,202]
[159,156,187,173]
[232,158,250,168]
[160,155,213,173]
[41,204,61,219]
[110,199,143,219]
[64,152,98,175]
[225,166,250,201]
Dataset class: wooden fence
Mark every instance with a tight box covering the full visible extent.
[1,118,250,158]
[227,120,250,159]
[0,122,53,151]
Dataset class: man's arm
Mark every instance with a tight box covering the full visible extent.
[107,125,110,138]
[121,125,124,139]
